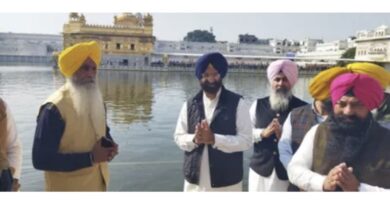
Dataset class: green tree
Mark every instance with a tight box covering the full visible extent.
[183,30,216,42]
[337,47,356,66]
[341,47,356,59]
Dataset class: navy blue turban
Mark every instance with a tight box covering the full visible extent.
[195,52,228,80]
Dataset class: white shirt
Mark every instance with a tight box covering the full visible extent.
[249,100,264,143]
[278,104,326,169]
[174,89,252,191]
[4,101,22,179]
[287,124,389,192]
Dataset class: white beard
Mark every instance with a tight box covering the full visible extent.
[269,88,292,112]
[66,79,106,134]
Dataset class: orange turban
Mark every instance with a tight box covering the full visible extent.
[58,41,101,77]
[309,63,390,101]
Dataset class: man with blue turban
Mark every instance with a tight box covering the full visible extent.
[32,41,118,191]
[174,52,252,191]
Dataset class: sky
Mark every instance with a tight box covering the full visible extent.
[1,13,390,43]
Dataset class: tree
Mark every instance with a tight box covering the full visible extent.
[183,30,216,43]
[341,47,356,59]
[337,47,356,66]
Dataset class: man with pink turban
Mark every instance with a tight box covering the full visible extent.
[288,73,390,191]
[249,59,307,191]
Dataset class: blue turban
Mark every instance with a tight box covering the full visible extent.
[195,52,228,79]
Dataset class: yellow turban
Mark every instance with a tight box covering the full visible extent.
[309,62,390,101]
[58,41,101,77]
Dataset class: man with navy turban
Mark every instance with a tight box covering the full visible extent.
[174,52,252,191]
[248,59,307,191]
[288,73,390,191]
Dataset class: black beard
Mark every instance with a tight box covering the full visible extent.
[201,80,222,94]
[324,113,372,165]
[329,114,369,135]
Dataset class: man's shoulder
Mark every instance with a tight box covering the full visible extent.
[45,85,69,105]
[223,88,242,99]
[257,96,269,102]
[291,96,308,106]
[291,103,311,113]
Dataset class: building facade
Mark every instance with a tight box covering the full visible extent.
[63,12,155,67]
[0,32,62,65]
[355,25,390,61]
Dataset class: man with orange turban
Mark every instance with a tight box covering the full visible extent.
[32,41,119,191]
[288,73,390,191]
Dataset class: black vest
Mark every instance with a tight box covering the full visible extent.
[312,120,390,190]
[250,96,307,180]
[183,87,243,188]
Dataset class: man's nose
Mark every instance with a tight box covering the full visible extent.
[86,68,96,77]
[343,105,355,116]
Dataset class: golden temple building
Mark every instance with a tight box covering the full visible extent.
[63,13,154,56]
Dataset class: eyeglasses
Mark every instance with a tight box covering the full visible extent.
[201,73,220,79]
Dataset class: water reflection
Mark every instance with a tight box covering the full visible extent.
[100,71,154,124]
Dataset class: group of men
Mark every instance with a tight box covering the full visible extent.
[174,52,390,192]
[1,40,389,191]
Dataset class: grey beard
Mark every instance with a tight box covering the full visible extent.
[67,79,106,135]
[269,88,292,112]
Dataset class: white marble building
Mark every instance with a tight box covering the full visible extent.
[355,25,390,61]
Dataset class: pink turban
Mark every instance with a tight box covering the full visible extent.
[330,73,384,111]
[267,60,298,87]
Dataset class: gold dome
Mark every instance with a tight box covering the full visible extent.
[114,13,138,26]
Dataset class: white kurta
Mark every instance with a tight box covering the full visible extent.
[287,124,389,191]
[174,89,252,192]
[4,100,22,179]
[248,100,288,191]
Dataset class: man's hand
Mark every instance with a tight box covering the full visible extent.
[336,164,360,191]
[261,118,282,139]
[323,163,360,192]
[323,164,342,191]
[107,142,119,162]
[193,123,202,145]
[12,178,20,191]
[91,139,117,163]
[193,120,215,145]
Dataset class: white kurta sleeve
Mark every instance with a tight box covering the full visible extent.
[287,125,326,191]
[174,102,197,152]
[5,102,22,179]
[278,113,293,169]
[359,183,390,191]
[249,100,264,143]
[212,99,252,153]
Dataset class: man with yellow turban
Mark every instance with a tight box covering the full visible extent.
[248,59,307,191]
[32,41,119,191]
[288,73,390,191]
